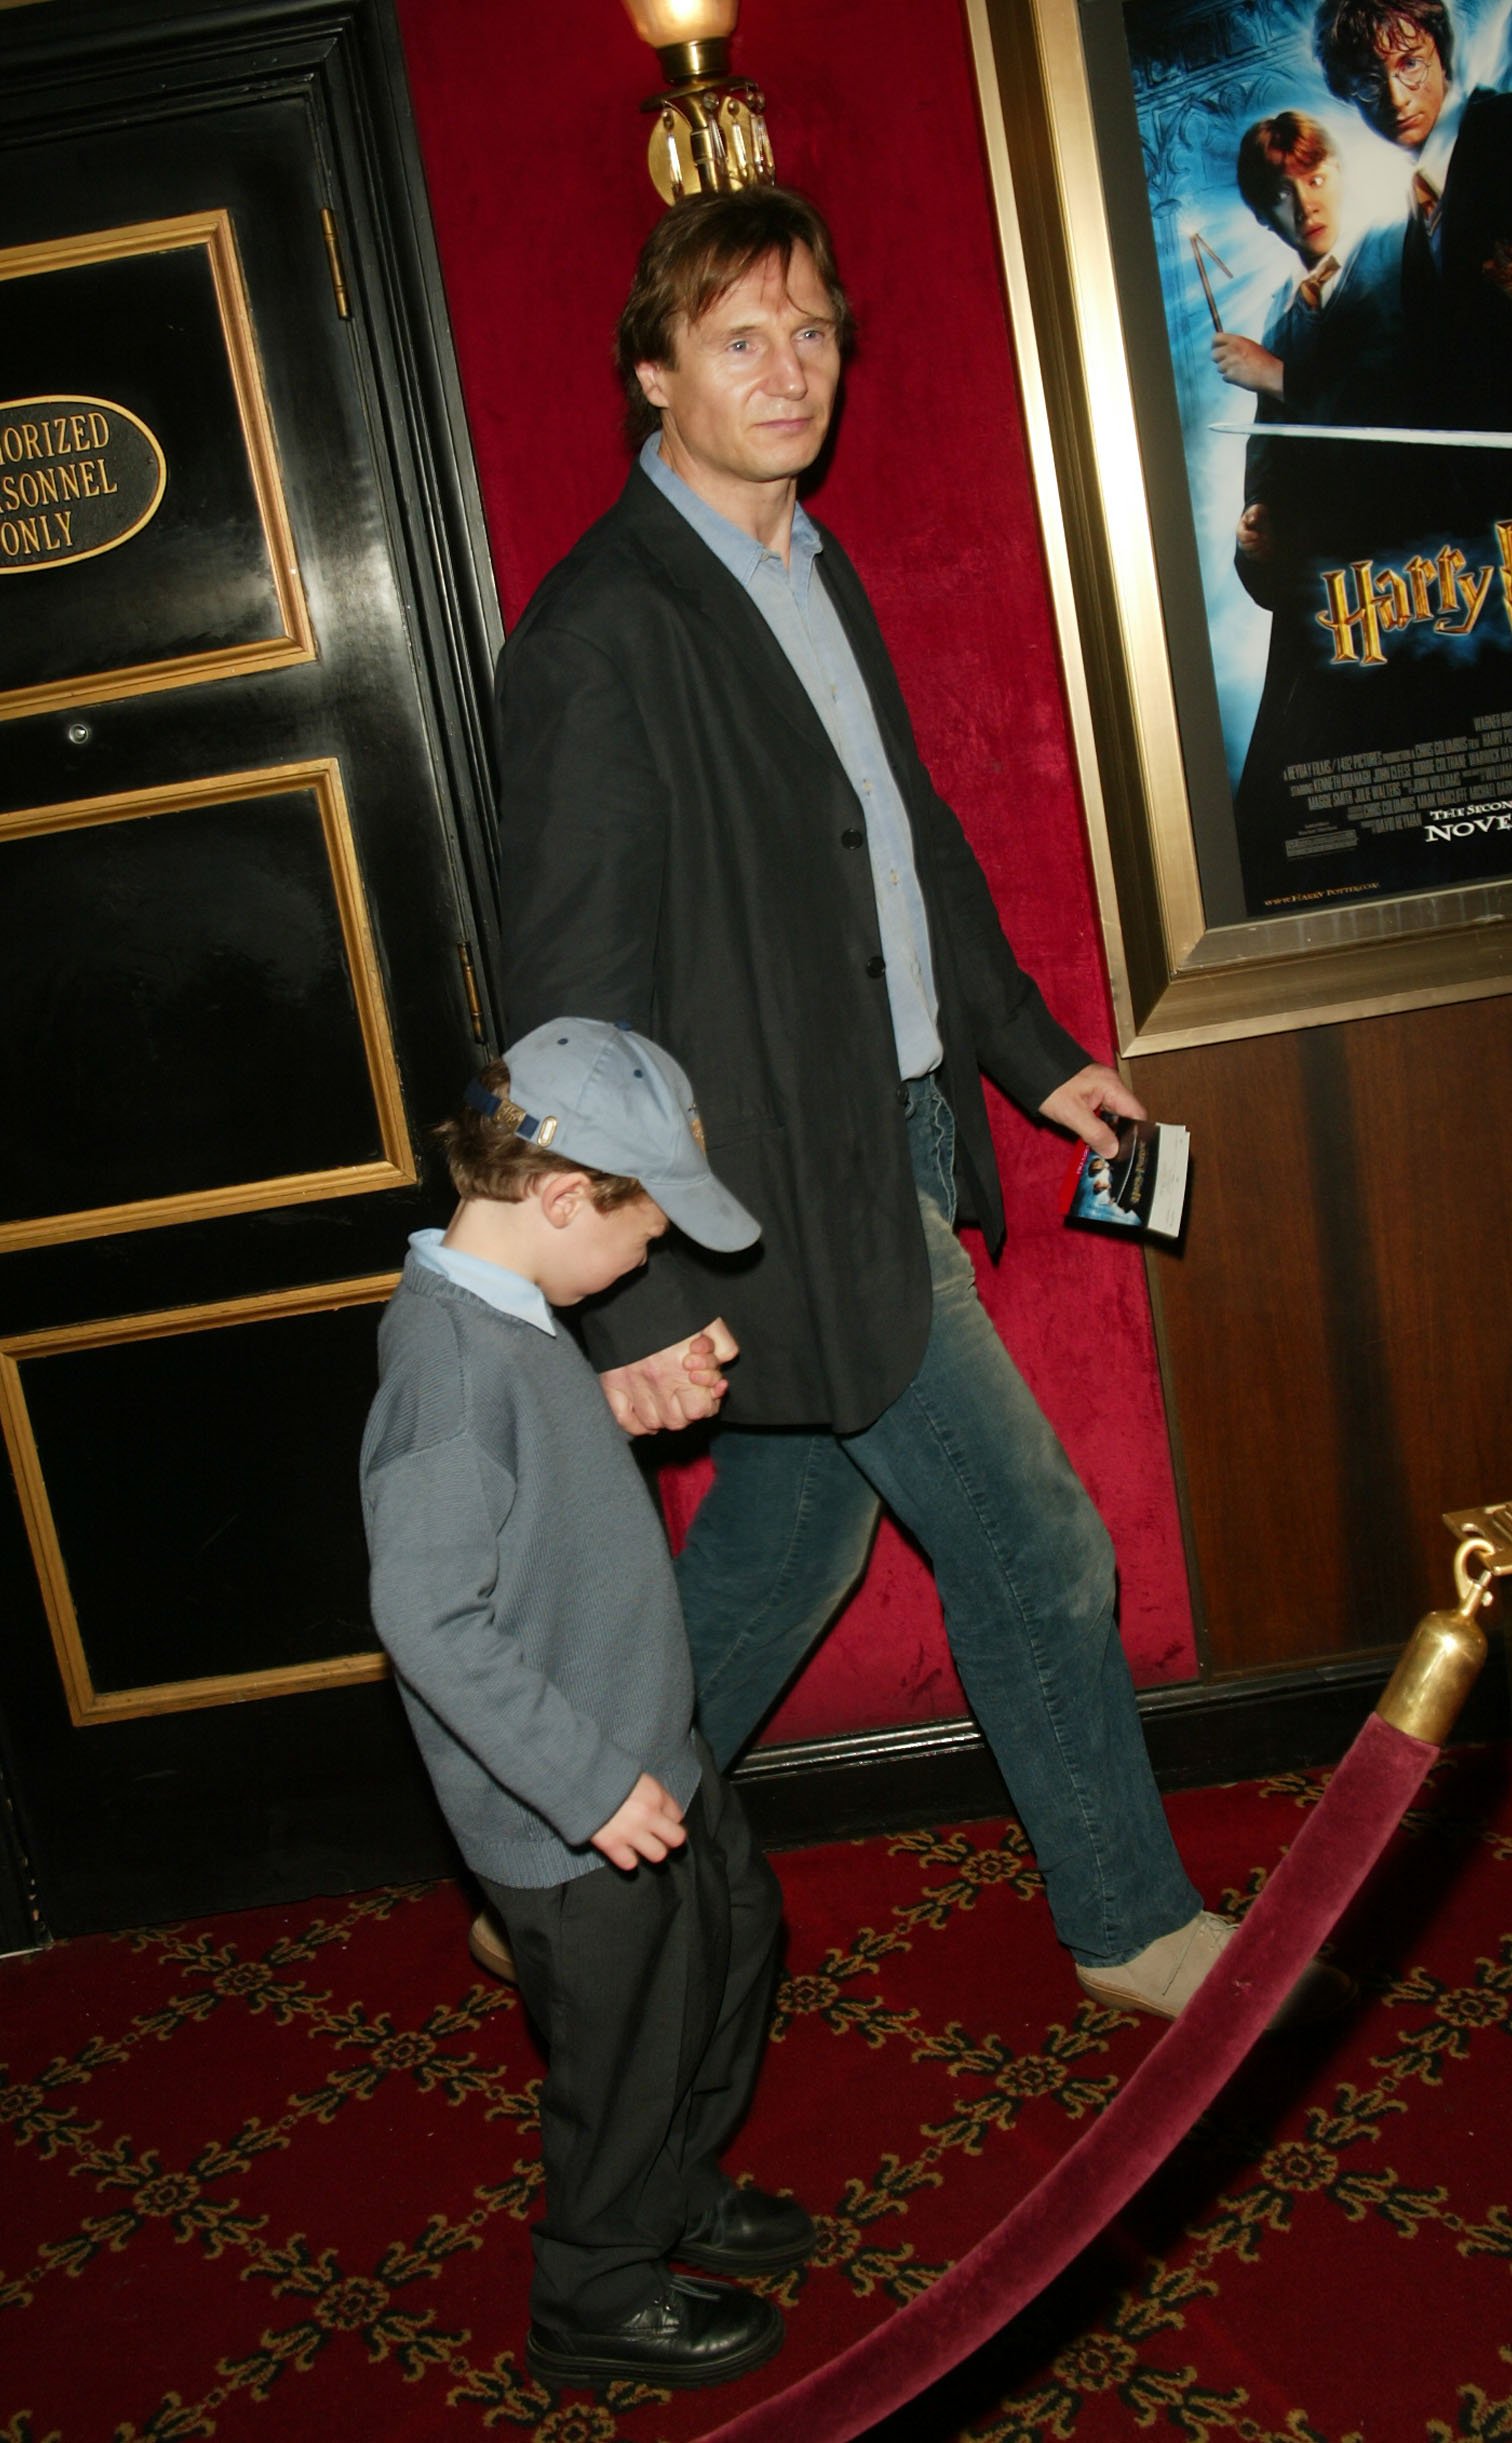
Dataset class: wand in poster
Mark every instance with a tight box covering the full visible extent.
[1189,231,1233,334]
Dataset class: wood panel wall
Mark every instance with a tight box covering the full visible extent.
[1131,995,1511,1680]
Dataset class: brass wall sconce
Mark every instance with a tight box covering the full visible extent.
[621,0,774,204]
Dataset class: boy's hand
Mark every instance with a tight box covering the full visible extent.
[1236,501,1276,562]
[599,1317,737,1435]
[685,1316,737,1386]
[1212,333,1284,397]
[1039,1065,1147,1159]
[592,1774,688,1871]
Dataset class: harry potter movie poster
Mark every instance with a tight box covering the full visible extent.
[1122,0,1512,918]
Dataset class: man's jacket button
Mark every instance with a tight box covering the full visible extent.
[841,826,864,847]
[865,955,886,979]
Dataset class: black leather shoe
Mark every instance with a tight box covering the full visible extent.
[527,2274,783,2392]
[678,2182,818,2274]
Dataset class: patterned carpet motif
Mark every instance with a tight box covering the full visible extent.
[3,1745,1510,2442]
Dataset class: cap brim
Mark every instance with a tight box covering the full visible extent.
[654,1173,761,1254]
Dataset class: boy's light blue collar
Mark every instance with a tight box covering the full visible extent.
[408,1229,556,1335]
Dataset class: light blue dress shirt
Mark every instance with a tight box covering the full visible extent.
[408,1228,556,1336]
[639,435,942,1080]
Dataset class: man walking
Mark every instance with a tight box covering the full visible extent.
[493,187,1339,2022]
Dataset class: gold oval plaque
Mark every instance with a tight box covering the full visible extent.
[0,394,167,574]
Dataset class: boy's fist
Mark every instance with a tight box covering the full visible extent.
[599,1316,738,1435]
[592,1773,688,1871]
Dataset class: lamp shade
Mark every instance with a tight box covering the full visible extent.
[620,0,771,203]
[621,0,738,47]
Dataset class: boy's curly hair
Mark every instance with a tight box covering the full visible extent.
[436,1057,644,1209]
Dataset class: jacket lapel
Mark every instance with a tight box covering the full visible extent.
[612,467,855,771]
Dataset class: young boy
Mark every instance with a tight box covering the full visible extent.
[359,1018,812,2392]
[1215,111,1406,426]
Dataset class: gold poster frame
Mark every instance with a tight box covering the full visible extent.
[0,758,416,1251]
[965,0,1512,1053]
[0,1275,397,1727]
[0,209,315,721]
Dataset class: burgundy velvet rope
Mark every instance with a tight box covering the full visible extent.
[701,1711,1438,2443]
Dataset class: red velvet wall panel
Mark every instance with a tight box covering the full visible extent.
[395,0,1199,1737]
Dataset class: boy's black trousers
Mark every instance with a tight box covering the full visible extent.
[479,1754,783,2325]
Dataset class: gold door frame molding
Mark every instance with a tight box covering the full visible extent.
[0,208,315,721]
[0,1274,397,1726]
[965,0,1512,1052]
[0,757,417,1251]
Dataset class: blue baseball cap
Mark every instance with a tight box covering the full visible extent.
[470,1019,760,1254]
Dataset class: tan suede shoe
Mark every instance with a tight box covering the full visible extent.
[1076,1910,1353,2028]
[467,1908,518,1984]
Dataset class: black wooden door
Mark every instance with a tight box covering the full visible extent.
[0,0,502,1938]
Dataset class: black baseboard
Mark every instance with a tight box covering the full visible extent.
[731,1646,1512,1850]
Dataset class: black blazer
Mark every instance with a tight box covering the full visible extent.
[493,468,1087,1433]
[1405,87,1512,430]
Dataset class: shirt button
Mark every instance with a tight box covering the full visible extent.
[841,827,864,848]
[866,955,886,979]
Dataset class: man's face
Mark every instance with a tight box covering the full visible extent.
[1348,16,1447,148]
[636,243,841,510]
[1270,153,1344,262]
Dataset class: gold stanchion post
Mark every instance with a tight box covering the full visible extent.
[1375,1501,1510,1744]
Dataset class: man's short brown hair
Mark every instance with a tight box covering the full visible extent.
[615,186,853,449]
[437,1058,644,1209]
[1237,112,1338,227]
[1315,0,1453,96]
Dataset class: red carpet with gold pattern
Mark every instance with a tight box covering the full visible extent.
[4,1745,1510,2443]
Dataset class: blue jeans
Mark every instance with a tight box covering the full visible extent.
[674,1078,1199,1968]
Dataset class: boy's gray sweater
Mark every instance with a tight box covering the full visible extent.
[359,1255,701,1888]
